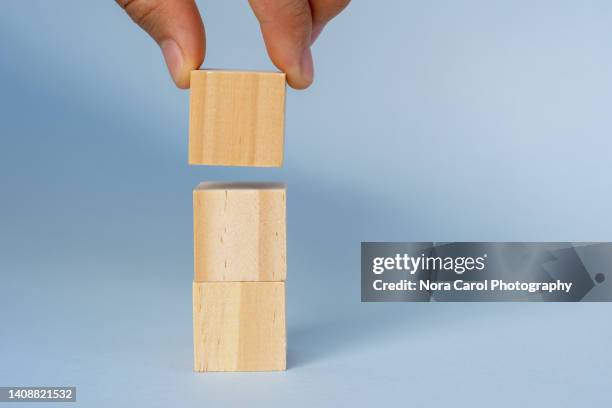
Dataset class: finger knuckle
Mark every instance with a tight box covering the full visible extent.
[119,0,163,30]
[281,0,311,21]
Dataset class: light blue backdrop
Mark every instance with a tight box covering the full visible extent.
[1,1,611,406]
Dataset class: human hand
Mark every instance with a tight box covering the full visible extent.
[116,0,350,89]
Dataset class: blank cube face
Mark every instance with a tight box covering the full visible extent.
[189,70,286,167]
[193,182,286,282]
[193,282,286,372]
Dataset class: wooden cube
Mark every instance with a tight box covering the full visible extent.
[193,281,286,372]
[193,182,286,282]
[189,70,286,167]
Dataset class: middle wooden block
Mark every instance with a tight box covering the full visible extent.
[193,182,286,282]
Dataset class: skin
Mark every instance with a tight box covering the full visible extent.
[116,0,350,89]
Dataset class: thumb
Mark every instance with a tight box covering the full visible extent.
[248,0,314,89]
[117,0,205,88]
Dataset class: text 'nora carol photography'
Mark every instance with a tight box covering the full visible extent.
[372,279,572,294]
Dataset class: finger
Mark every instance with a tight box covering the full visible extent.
[248,0,314,89]
[117,0,205,88]
[308,0,350,44]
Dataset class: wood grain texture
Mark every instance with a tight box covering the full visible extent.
[193,281,286,372]
[194,182,286,282]
[189,70,286,167]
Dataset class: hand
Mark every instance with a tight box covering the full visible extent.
[116,0,350,89]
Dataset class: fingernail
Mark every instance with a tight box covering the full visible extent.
[160,40,185,87]
[299,47,314,87]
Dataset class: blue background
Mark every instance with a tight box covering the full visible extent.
[1,1,611,406]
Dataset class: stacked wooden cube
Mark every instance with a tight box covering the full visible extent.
[189,70,287,371]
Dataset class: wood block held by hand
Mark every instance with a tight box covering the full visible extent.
[193,182,286,282]
[189,70,286,167]
[193,281,286,372]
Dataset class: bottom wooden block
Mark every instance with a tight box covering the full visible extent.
[193,281,286,372]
